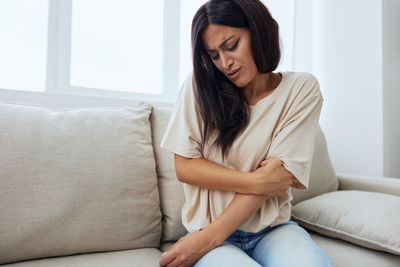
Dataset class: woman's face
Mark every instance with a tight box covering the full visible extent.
[202,24,258,88]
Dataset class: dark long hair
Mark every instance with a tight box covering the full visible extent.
[191,0,280,159]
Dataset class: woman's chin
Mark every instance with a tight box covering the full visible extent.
[233,78,249,89]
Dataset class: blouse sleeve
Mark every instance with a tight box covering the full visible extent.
[266,74,324,189]
[160,72,203,158]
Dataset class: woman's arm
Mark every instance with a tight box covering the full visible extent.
[175,154,251,194]
[159,194,267,267]
[160,159,289,267]
[175,154,302,195]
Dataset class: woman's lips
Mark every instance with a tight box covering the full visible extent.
[227,68,241,80]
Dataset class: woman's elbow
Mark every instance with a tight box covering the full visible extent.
[174,154,190,183]
[175,169,186,183]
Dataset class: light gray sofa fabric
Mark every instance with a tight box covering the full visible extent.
[291,126,338,204]
[293,191,400,255]
[1,102,398,267]
[0,104,162,264]
[310,232,400,267]
[1,249,162,267]
[151,106,187,242]
[338,174,400,197]
[160,242,175,253]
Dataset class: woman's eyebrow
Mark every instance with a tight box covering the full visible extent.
[206,34,237,52]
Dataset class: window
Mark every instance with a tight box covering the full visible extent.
[0,0,295,103]
[70,0,164,95]
[179,0,207,86]
[0,0,49,92]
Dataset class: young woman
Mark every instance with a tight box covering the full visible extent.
[160,0,334,266]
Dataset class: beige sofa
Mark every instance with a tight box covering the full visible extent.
[0,102,399,267]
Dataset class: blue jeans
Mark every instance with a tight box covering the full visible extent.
[194,220,334,267]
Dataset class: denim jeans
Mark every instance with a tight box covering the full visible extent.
[194,220,335,267]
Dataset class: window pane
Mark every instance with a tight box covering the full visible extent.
[70,0,164,95]
[0,0,49,92]
[179,0,207,86]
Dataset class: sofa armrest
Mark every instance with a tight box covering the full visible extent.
[337,173,400,197]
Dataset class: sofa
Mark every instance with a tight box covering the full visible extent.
[0,101,399,267]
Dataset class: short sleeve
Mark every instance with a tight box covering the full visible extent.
[266,75,324,189]
[160,72,203,158]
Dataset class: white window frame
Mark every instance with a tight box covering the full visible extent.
[46,0,181,104]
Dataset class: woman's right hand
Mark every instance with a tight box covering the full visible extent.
[250,157,294,195]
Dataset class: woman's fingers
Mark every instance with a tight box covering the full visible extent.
[159,250,176,267]
[258,159,267,167]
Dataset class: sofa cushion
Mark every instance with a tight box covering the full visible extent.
[292,190,400,255]
[310,232,400,267]
[160,242,175,253]
[1,248,162,267]
[151,106,187,242]
[291,126,338,204]
[0,103,162,264]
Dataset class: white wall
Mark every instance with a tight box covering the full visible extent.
[294,0,386,176]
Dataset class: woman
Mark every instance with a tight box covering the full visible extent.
[160,0,334,266]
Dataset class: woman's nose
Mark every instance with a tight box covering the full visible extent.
[220,53,234,71]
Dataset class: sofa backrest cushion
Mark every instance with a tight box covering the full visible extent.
[291,126,338,204]
[151,106,187,242]
[0,103,162,264]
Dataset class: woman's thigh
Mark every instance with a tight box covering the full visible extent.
[194,242,261,267]
[250,223,334,267]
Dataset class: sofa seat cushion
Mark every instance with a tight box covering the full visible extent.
[292,190,400,255]
[310,232,400,267]
[0,103,162,264]
[1,248,162,267]
[160,242,175,253]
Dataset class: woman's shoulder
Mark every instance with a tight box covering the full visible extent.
[282,71,322,100]
[284,71,319,87]
[174,71,203,119]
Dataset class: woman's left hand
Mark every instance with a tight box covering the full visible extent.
[258,159,305,190]
[159,229,216,267]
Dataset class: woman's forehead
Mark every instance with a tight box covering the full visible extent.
[202,24,245,50]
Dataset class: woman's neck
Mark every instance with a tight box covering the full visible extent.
[243,72,281,105]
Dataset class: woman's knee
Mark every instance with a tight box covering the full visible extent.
[251,224,334,267]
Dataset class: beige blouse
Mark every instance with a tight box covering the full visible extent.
[160,71,323,233]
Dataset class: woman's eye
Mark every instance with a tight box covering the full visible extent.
[227,41,239,51]
[210,53,219,60]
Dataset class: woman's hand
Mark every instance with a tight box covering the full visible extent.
[251,157,294,195]
[159,229,218,267]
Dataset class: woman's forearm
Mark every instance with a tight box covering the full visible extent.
[201,193,268,247]
[175,154,298,195]
[174,154,255,194]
